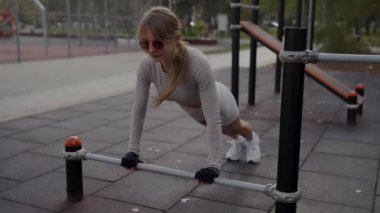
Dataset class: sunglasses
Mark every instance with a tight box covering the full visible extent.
[139,40,165,50]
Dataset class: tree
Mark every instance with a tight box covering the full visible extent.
[314,0,379,53]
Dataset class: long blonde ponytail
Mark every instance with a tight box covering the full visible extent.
[153,41,188,106]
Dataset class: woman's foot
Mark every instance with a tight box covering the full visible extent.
[246,132,261,163]
[225,136,246,161]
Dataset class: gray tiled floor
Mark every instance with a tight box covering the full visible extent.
[0,66,379,213]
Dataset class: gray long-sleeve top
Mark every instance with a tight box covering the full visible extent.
[127,47,223,169]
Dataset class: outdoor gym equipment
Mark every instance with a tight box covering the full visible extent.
[238,20,367,126]
[63,136,301,204]
[279,49,380,126]
[63,27,306,213]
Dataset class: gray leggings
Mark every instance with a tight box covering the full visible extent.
[180,82,239,126]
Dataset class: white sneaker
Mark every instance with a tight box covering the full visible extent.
[246,132,261,163]
[225,136,246,161]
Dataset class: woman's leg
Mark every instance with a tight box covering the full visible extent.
[198,116,261,163]
[199,116,251,140]
[222,117,261,163]
[199,82,261,163]
[222,116,252,141]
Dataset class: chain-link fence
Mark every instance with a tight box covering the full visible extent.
[0,0,233,63]
[0,0,162,63]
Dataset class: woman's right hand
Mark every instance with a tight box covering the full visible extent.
[121,152,143,170]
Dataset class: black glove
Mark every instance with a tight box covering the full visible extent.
[194,167,220,184]
[121,152,142,169]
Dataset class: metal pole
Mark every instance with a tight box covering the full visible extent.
[169,0,172,10]
[279,50,380,64]
[42,7,48,55]
[14,0,21,62]
[113,0,118,48]
[275,0,285,93]
[133,0,138,50]
[307,0,316,50]
[355,84,364,115]
[78,0,83,46]
[347,91,357,126]
[276,27,306,213]
[46,0,50,45]
[173,0,177,13]
[295,0,302,27]
[31,0,48,55]
[86,153,271,192]
[248,0,259,105]
[104,0,109,54]
[91,0,95,31]
[66,0,72,57]
[65,137,83,201]
[63,134,299,204]
[231,0,241,105]
[318,53,380,63]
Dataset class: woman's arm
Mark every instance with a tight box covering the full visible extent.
[128,59,151,154]
[194,58,223,170]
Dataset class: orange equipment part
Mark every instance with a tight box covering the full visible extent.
[65,136,82,147]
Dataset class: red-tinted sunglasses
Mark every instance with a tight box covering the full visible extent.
[139,40,165,50]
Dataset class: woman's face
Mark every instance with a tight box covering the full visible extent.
[140,29,178,63]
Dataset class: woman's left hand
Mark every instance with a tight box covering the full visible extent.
[194,167,220,184]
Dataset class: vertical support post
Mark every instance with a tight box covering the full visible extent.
[42,8,48,55]
[295,0,302,27]
[65,136,83,201]
[275,0,285,93]
[173,0,177,13]
[46,0,50,45]
[113,0,118,48]
[104,0,109,54]
[31,0,48,55]
[133,0,138,50]
[347,91,357,126]
[66,0,72,57]
[14,0,21,62]
[78,0,83,46]
[307,0,316,50]
[91,0,95,31]
[355,84,364,115]
[248,0,259,105]
[276,27,307,213]
[42,5,48,55]
[231,0,241,105]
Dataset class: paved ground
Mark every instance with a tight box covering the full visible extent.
[0,45,274,122]
[0,47,379,212]
[0,36,136,64]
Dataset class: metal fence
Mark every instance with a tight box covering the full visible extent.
[0,0,162,63]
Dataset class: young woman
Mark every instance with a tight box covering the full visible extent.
[121,6,261,184]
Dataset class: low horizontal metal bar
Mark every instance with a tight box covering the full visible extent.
[318,53,380,64]
[86,153,270,193]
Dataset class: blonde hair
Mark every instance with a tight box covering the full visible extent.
[137,6,189,107]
